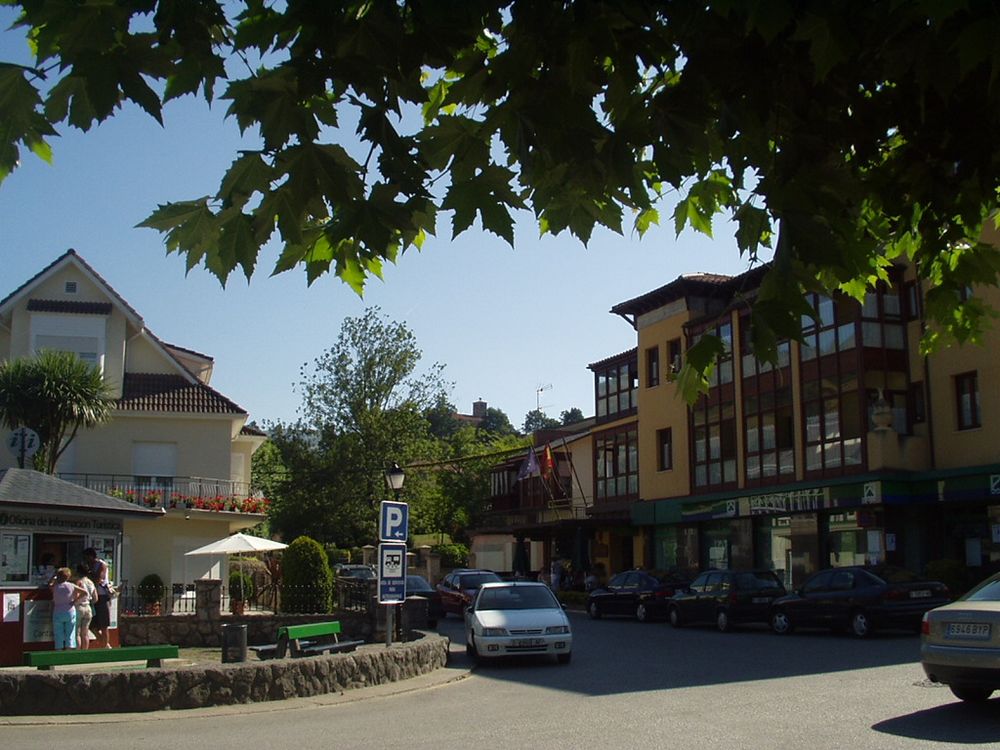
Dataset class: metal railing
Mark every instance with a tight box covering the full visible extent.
[56,473,268,513]
[117,576,376,617]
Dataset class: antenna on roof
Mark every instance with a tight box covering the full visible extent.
[536,384,552,412]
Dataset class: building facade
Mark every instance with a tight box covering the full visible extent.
[0,250,266,588]
[612,264,1000,587]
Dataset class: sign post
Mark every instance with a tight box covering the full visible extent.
[378,500,409,647]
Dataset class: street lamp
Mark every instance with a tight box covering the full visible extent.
[384,462,405,498]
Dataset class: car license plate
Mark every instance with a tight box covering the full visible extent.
[751,597,770,604]
[909,590,931,598]
[946,622,991,640]
[512,638,544,647]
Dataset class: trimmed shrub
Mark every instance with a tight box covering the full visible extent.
[229,569,255,601]
[432,542,469,569]
[137,573,164,604]
[281,536,334,613]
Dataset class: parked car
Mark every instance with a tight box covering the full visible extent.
[921,571,1000,702]
[770,565,951,638]
[437,569,502,616]
[669,569,786,632]
[465,581,572,664]
[406,574,444,628]
[586,570,690,622]
[334,564,376,580]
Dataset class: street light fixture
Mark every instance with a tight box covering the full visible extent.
[385,462,405,497]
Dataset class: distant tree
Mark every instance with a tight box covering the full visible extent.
[423,395,460,440]
[560,408,585,426]
[267,308,447,545]
[476,407,516,439]
[523,409,560,434]
[0,350,114,473]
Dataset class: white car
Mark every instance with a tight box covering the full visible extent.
[921,572,1000,702]
[465,581,572,664]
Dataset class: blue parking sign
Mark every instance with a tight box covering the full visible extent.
[378,543,407,604]
[379,500,409,542]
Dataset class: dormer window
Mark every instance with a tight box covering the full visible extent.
[64,281,78,294]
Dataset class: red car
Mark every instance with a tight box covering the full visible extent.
[436,569,502,616]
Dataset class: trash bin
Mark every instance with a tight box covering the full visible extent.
[221,623,247,663]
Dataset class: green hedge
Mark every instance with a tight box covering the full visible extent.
[282,536,334,613]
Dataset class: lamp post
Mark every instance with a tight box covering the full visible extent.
[383,462,405,647]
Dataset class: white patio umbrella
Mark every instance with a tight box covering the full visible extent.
[184,532,287,556]
[184,533,288,608]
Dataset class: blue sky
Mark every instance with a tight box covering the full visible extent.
[0,11,755,429]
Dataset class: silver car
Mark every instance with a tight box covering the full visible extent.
[921,572,1000,702]
[465,581,572,664]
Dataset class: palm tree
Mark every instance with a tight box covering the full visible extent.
[0,350,115,473]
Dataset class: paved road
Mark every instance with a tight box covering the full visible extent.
[5,613,999,748]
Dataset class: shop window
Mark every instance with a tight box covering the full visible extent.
[956,371,981,430]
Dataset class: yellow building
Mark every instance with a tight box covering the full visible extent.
[0,250,266,589]
[611,265,1000,587]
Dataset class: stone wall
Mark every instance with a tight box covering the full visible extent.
[0,633,449,715]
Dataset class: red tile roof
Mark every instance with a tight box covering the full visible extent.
[116,373,247,415]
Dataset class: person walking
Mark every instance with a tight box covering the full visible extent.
[74,564,98,649]
[49,568,86,650]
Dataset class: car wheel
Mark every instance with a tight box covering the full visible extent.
[668,606,682,628]
[716,608,731,633]
[771,610,793,635]
[466,635,478,659]
[849,610,872,638]
[557,652,572,665]
[588,600,602,620]
[950,686,994,702]
[636,602,649,623]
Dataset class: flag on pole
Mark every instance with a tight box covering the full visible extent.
[541,444,555,480]
[517,447,539,480]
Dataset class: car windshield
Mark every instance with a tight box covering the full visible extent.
[459,573,500,589]
[476,586,560,611]
[964,577,1000,602]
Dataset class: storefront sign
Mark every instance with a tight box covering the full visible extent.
[0,511,122,535]
[746,488,825,516]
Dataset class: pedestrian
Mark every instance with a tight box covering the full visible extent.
[48,567,85,650]
[74,564,98,650]
[83,548,112,648]
[550,557,562,591]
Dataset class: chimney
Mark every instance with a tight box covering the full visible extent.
[472,400,487,418]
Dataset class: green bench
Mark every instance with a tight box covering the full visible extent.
[249,621,363,660]
[23,645,179,670]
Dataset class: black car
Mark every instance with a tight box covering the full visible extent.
[770,565,951,638]
[406,574,444,628]
[669,569,786,632]
[587,570,689,622]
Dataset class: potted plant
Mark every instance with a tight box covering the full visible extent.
[229,570,255,615]
[138,573,165,615]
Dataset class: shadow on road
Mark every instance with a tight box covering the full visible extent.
[872,697,1000,744]
[439,612,930,698]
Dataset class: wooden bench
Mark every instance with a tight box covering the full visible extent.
[24,645,179,670]
[249,621,363,660]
